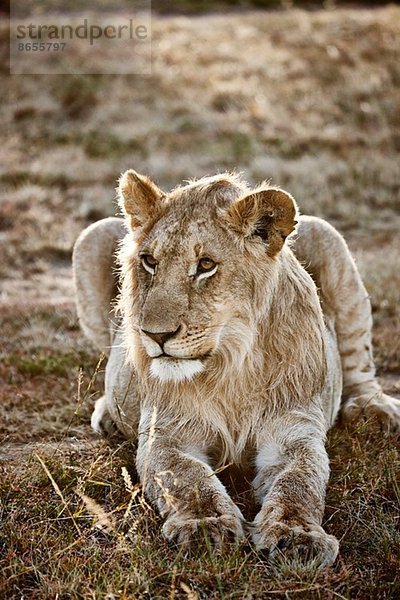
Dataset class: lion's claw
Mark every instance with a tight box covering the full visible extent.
[342,392,400,433]
[162,510,245,548]
[252,521,339,567]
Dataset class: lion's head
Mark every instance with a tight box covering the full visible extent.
[117,171,298,384]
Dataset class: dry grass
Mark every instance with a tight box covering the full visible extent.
[1,359,399,600]
[1,4,400,599]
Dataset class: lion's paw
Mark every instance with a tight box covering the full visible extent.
[91,396,118,437]
[252,520,339,567]
[342,392,400,433]
[162,508,245,548]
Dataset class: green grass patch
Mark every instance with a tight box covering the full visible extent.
[3,350,92,378]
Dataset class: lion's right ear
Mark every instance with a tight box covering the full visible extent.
[117,170,164,229]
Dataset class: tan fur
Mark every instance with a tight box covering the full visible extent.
[73,217,125,354]
[73,172,400,567]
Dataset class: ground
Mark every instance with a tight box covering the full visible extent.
[1,4,399,599]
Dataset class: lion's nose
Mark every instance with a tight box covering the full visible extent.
[141,326,181,348]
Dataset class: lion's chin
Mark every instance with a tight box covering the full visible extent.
[149,357,204,383]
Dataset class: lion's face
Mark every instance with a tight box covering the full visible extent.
[118,172,297,383]
[134,206,255,383]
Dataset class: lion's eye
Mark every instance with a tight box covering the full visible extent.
[198,258,216,272]
[140,254,158,274]
[196,257,217,280]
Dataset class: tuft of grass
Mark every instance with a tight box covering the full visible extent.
[3,350,93,378]
[52,76,101,119]
[82,131,147,159]
[1,423,399,599]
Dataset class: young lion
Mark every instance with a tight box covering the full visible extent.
[73,171,400,566]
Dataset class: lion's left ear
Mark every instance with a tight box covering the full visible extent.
[222,187,298,256]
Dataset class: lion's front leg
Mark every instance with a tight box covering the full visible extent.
[91,395,119,437]
[252,430,338,567]
[137,414,245,547]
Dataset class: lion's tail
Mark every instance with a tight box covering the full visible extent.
[72,217,126,353]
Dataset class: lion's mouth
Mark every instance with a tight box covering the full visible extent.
[157,352,211,361]
[140,330,214,363]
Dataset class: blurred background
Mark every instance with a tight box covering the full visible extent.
[1,1,400,365]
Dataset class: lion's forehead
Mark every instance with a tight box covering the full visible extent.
[153,217,212,239]
[145,215,230,261]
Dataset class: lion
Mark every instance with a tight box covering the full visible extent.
[73,171,400,566]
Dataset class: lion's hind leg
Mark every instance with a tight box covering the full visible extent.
[73,217,132,439]
[293,216,400,432]
[72,217,126,354]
